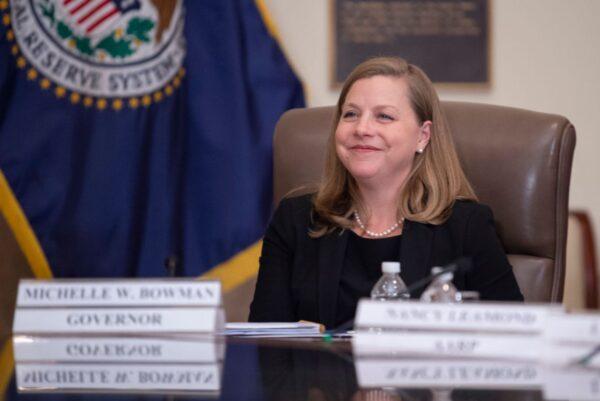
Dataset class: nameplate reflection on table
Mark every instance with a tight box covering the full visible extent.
[12,335,224,395]
[255,337,600,401]
[256,340,554,401]
[354,357,600,401]
[4,335,600,400]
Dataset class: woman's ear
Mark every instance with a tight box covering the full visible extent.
[417,120,432,151]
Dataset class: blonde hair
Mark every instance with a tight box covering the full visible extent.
[310,57,477,237]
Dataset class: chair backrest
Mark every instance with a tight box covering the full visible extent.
[273,101,576,303]
[564,210,599,310]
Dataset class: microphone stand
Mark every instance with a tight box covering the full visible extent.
[164,255,180,277]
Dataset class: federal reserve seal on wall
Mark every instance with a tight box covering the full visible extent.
[6,0,185,109]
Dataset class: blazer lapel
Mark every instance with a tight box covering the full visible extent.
[317,229,349,328]
[400,220,434,296]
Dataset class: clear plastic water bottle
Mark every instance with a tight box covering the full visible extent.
[420,266,459,303]
[370,261,410,301]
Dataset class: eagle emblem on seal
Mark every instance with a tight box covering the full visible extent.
[10,0,186,105]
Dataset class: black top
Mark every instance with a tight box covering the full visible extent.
[335,232,402,327]
[249,194,524,329]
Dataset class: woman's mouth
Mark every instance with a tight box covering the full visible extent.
[350,145,381,152]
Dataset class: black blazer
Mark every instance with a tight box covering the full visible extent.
[249,194,524,329]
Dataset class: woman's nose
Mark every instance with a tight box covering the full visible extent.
[355,115,373,137]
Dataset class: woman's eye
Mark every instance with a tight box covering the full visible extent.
[342,111,357,119]
[378,113,394,121]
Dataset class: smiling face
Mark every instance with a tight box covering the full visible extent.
[334,75,431,190]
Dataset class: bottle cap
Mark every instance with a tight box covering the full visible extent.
[431,266,443,274]
[382,261,400,274]
[431,266,453,281]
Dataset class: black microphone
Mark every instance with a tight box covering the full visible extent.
[329,257,473,333]
[397,256,473,299]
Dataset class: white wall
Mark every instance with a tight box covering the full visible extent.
[264,0,600,251]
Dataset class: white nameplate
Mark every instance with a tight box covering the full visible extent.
[542,366,600,401]
[12,307,224,334]
[540,343,600,368]
[16,279,221,307]
[16,363,221,393]
[13,336,225,363]
[544,312,600,344]
[355,300,561,333]
[352,331,542,360]
[355,359,542,389]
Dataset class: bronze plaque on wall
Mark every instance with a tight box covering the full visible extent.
[333,0,489,83]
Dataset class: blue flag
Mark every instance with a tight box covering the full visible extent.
[0,0,304,277]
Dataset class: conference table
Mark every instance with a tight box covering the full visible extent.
[2,331,595,401]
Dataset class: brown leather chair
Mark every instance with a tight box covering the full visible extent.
[565,210,599,310]
[273,102,576,303]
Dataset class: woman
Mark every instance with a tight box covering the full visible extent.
[249,57,523,329]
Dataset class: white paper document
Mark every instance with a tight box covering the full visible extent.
[224,322,324,337]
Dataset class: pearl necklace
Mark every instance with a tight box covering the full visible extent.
[354,211,404,238]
